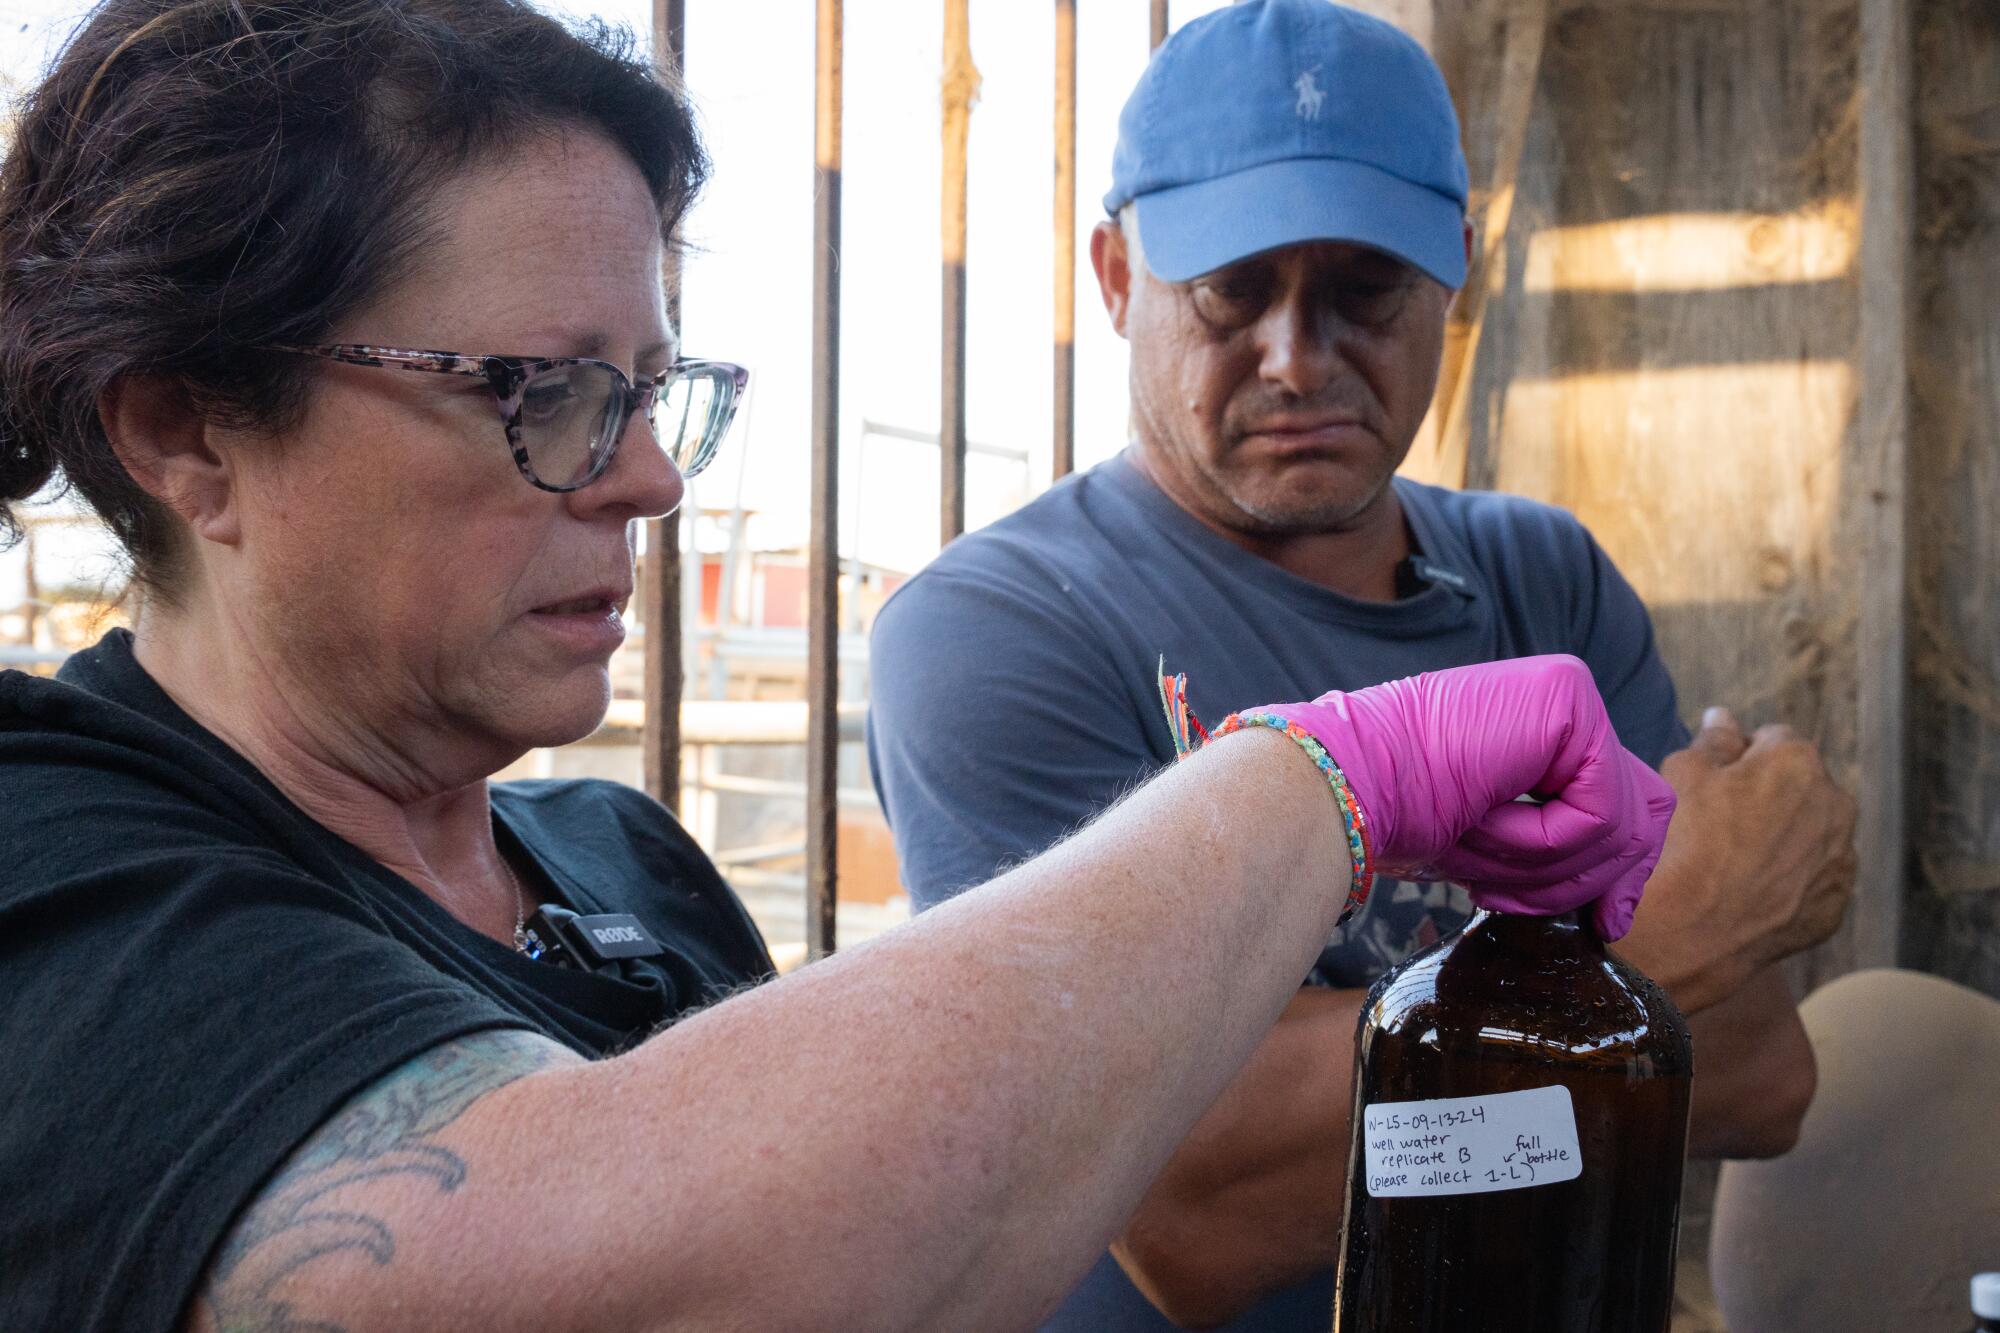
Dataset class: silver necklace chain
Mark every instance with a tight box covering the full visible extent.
[499,854,530,952]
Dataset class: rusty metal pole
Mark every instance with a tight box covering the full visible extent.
[641,0,688,813]
[806,0,844,960]
[1053,0,1077,480]
[1151,0,1168,50]
[941,0,978,544]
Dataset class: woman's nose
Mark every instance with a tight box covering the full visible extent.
[571,405,684,520]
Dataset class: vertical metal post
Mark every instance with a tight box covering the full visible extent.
[20,525,38,646]
[941,0,978,544]
[807,0,844,961]
[1151,0,1168,50]
[1053,0,1077,480]
[1852,0,1912,972]
[642,0,688,812]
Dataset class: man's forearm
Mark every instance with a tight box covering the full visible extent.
[1682,964,1816,1158]
[1612,858,1819,1158]
[1613,856,1774,1015]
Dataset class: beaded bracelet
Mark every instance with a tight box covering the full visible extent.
[1211,711,1375,921]
[1157,659,1375,922]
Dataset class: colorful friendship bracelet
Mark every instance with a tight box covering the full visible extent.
[1212,711,1376,921]
[1154,658,1375,921]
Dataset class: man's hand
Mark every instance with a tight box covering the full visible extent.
[1109,708,1854,1327]
[1617,707,1857,1013]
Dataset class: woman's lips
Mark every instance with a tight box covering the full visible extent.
[526,597,627,653]
[538,597,614,615]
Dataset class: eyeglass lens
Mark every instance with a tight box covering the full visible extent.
[652,366,734,480]
[515,362,737,489]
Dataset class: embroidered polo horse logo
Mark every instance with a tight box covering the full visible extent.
[1294,66,1326,120]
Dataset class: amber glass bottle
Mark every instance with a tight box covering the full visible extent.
[1332,909,1693,1332]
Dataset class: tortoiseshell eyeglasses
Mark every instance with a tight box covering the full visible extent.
[275,343,749,492]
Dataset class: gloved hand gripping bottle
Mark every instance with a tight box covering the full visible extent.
[1332,907,1694,1332]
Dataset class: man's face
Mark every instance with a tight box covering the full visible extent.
[1099,227,1455,538]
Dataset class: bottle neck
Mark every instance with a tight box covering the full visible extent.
[1467,906,1588,933]
[1461,906,1605,959]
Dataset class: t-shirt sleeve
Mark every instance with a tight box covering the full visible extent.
[867,566,1162,910]
[0,759,532,1332]
[1569,529,1692,769]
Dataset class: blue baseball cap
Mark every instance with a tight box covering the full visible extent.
[1105,0,1469,288]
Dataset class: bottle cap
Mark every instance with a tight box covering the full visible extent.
[1974,1272,2000,1318]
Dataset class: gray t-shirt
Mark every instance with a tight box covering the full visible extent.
[866,450,1689,1331]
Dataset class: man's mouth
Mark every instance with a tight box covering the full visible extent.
[1238,417,1373,453]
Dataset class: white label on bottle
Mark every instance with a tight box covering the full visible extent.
[1361,1085,1582,1198]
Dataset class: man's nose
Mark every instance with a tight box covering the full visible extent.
[1255,291,1342,398]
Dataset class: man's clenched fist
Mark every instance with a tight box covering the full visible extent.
[1617,707,1858,1012]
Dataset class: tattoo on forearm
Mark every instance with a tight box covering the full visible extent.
[199,1028,574,1332]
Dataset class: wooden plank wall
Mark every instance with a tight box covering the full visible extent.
[1907,0,2000,995]
[1419,0,1871,990]
[1416,10,1869,1310]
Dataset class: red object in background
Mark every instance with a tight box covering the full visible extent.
[700,556,723,626]
[762,563,808,629]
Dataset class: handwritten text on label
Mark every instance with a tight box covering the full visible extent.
[1363,1085,1582,1198]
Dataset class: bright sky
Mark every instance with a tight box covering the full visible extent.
[0,0,1242,594]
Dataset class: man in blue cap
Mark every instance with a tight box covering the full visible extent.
[869,2,1857,1327]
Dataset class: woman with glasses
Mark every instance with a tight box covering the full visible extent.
[0,1,1672,1329]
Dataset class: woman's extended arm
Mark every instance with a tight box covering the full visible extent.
[189,729,1352,1332]
[186,656,1670,1332]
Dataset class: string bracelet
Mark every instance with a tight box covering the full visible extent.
[1210,710,1375,922]
[1154,657,1374,922]
[1156,657,1209,759]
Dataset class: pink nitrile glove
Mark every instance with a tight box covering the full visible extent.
[1245,655,1676,941]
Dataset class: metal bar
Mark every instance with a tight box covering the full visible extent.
[596,698,868,746]
[940,0,978,545]
[19,525,38,644]
[1433,0,1547,493]
[13,512,101,527]
[640,515,683,807]
[1053,0,1077,480]
[651,0,685,77]
[860,418,1029,463]
[807,0,844,960]
[1850,0,1911,973]
[699,771,881,810]
[1151,0,1168,50]
[641,0,688,812]
[711,837,808,868]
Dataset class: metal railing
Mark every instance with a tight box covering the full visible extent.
[634,1,1173,958]
[2,2,1177,954]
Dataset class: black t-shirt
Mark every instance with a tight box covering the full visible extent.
[0,631,773,1332]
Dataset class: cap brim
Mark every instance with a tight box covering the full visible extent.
[1133,156,1467,289]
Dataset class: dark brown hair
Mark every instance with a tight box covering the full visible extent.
[0,0,707,596]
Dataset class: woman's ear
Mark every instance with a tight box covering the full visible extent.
[98,376,241,546]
